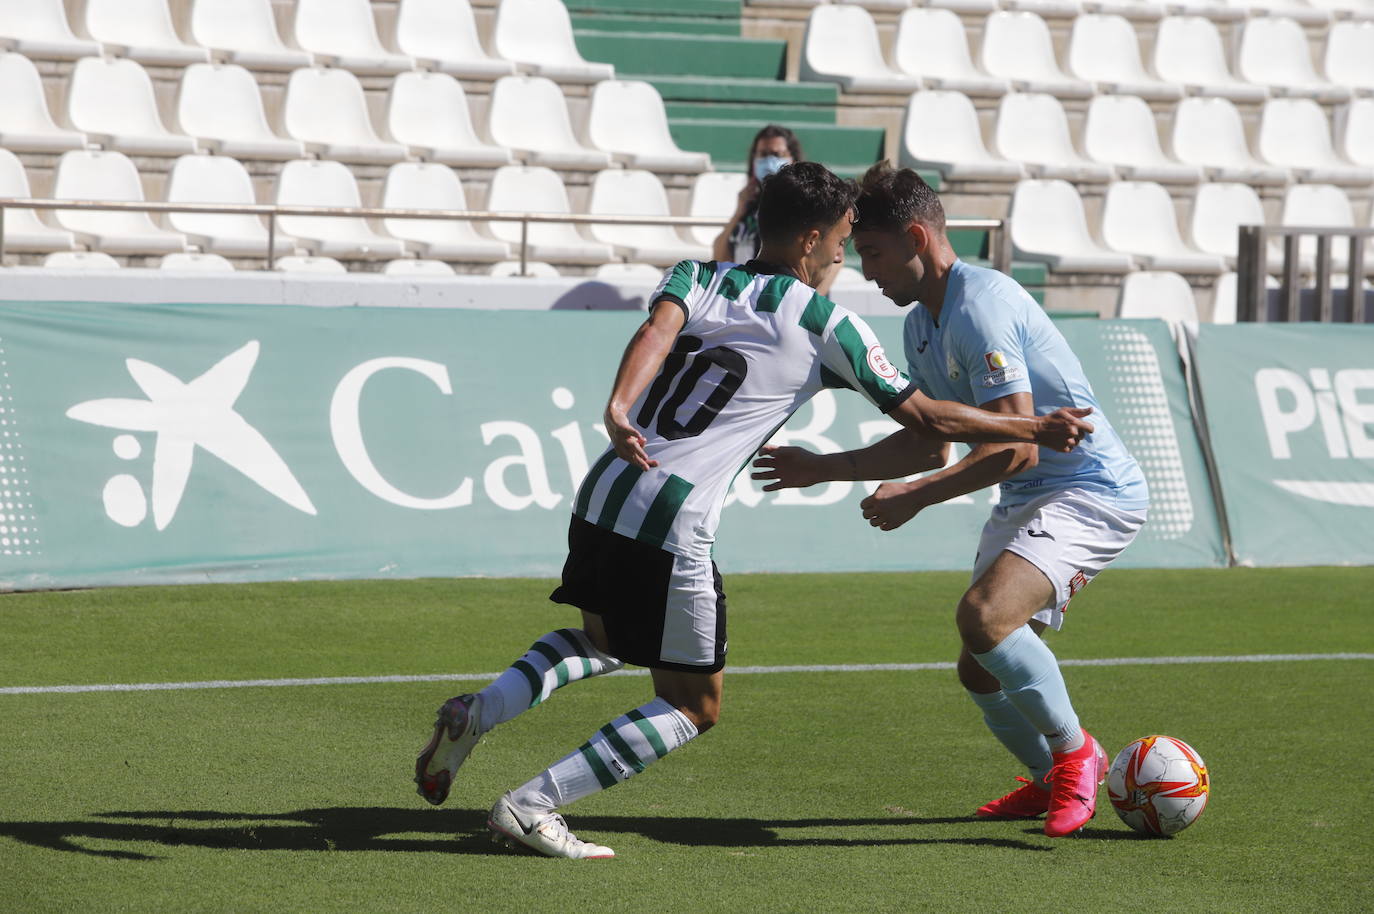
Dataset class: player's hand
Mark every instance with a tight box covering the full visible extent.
[604,407,657,471]
[859,482,925,531]
[1036,407,1095,453]
[751,445,826,491]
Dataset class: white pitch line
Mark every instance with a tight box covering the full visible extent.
[1,653,1371,696]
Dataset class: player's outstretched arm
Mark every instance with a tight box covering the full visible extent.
[890,391,1093,452]
[752,429,949,491]
[603,299,686,471]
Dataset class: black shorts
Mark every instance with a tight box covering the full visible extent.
[549,514,727,673]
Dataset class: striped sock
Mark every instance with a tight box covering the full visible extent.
[477,628,624,732]
[967,688,1053,787]
[508,697,699,814]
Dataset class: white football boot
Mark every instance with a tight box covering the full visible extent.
[487,793,616,859]
[414,694,483,805]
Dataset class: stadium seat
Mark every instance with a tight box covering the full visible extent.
[1335,99,1374,168]
[274,255,348,273]
[188,0,313,71]
[993,93,1114,183]
[799,5,922,94]
[160,252,236,271]
[1150,16,1267,103]
[492,0,614,84]
[0,0,100,59]
[1188,182,1266,266]
[1008,179,1134,272]
[586,81,711,173]
[79,0,209,66]
[1082,95,1204,183]
[838,0,911,10]
[291,0,413,75]
[1210,271,1281,323]
[0,148,75,253]
[176,63,306,161]
[274,159,405,260]
[393,0,517,79]
[0,53,86,153]
[383,258,456,276]
[595,262,666,283]
[1116,271,1199,322]
[1256,98,1374,186]
[586,169,709,267]
[489,260,561,278]
[51,150,187,254]
[1307,0,1374,19]
[687,171,745,248]
[43,251,120,269]
[1066,14,1182,100]
[1001,0,1084,18]
[1324,22,1374,95]
[900,91,1025,181]
[165,154,291,258]
[891,8,1010,98]
[67,57,198,156]
[380,162,510,262]
[1100,181,1227,273]
[1275,183,1357,272]
[1170,97,1290,185]
[1236,18,1351,103]
[385,71,514,168]
[980,12,1094,99]
[1080,0,1166,20]
[487,76,614,171]
[483,165,614,265]
[1227,0,1331,26]
[924,0,998,12]
[281,68,409,164]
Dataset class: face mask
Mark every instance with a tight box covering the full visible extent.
[753,155,791,182]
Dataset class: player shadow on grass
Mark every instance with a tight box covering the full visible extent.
[0,807,1053,859]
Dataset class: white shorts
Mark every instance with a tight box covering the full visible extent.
[971,488,1146,630]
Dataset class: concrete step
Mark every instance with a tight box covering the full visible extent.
[575,30,786,79]
[665,101,835,124]
[569,13,739,35]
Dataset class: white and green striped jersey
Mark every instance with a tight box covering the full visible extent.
[573,260,916,561]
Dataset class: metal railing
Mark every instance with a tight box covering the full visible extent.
[1236,224,1374,323]
[0,197,1013,278]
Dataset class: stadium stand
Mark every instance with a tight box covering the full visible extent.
[384,71,514,168]
[487,75,615,170]
[799,5,922,94]
[384,258,458,276]
[688,171,747,248]
[890,8,1009,97]
[492,0,614,83]
[0,52,86,154]
[0,148,74,253]
[80,0,210,67]
[1066,14,1183,101]
[993,93,1115,183]
[291,0,413,74]
[379,162,510,262]
[187,0,313,71]
[1116,270,1200,322]
[587,169,710,267]
[490,260,561,278]
[1188,182,1269,269]
[274,255,348,273]
[1324,22,1374,92]
[67,57,198,156]
[1170,97,1291,185]
[586,81,712,173]
[899,91,1026,182]
[51,151,187,255]
[595,262,667,282]
[0,0,100,59]
[979,12,1094,99]
[1236,17,1351,102]
[1081,95,1204,184]
[165,154,293,258]
[1099,181,1227,274]
[393,0,518,79]
[1336,99,1374,168]
[1256,98,1374,186]
[44,251,121,269]
[161,252,237,271]
[1274,183,1358,272]
[1149,16,1268,103]
[484,165,615,264]
[273,159,406,260]
[280,67,409,164]
[175,63,308,161]
[1008,179,1135,273]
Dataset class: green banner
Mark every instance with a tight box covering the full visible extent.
[1193,324,1374,567]
[0,303,1223,591]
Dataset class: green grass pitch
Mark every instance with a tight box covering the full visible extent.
[1,567,1372,913]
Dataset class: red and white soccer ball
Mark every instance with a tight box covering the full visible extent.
[1107,735,1210,836]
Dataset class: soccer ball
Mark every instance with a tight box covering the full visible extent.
[1107,735,1210,836]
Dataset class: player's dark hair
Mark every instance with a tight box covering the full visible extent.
[746,124,804,179]
[756,161,855,244]
[853,162,946,234]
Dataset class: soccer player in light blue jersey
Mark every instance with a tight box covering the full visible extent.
[753,163,1149,837]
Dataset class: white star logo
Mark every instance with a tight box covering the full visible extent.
[67,341,316,530]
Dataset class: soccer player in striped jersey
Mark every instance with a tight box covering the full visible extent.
[414,162,1098,859]
[752,164,1149,838]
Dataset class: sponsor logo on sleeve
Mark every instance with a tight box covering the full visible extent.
[981,364,1025,387]
[866,345,900,381]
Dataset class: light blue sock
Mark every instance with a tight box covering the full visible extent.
[971,625,1084,754]
[967,689,1053,786]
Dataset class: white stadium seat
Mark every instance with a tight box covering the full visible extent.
[900,91,1025,181]
[165,154,291,258]
[281,68,409,165]
[188,0,313,71]
[380,162,510,262]
[393,0,516,80]
[1001,0,1084,19]
[1324,22,1374,95]
[687,171,746,248]
[1150,16,1268,104]
[291,0,413,75]
[1188,182,1267,266]
[79,0,209,66]
[0,52,86,153]
[1066,14,1182,100]
[925,0,997,12]
[176,63,306,161]
[799,5,923,94]
[1226,0,1331,26]
[1236,17,1351,103]
[587,81,711,173]
[492,0,614,84]
[1100,181,1226,273]
[1256,98,1374,186]
[384,259,456,276]
[1170,97,1290,185]
[484,165,614,265]
[51,150,187,254]
[0,0,100,59]
[274,159,406,260]
[994,93,1114,182]
[1116,271,1200,322]
[1082,95,1204,184]
[274,255,348,273]
[1080,0,1166,20]
[0,148,75,253]
[489,260,561,278]
[1210,271,1280,324]
[44,251,121,269]
[980,12,1094,99]
[160,252,236,271]
[68,57,198,157]
[487,76,614,171]
[385,71,514,168]
[892,8,1009,98]
[595,262,666,283]
[586,169,708,267]
[1008,179,1134,272]
[1163,0,1246,20]
[1308,0,1374,19]
[1275,183,1356,272]
[1335,99,1374,168]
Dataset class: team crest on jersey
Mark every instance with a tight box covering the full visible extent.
[947,351,960,380]
[866,345,899,380]
[981,350,1024,387]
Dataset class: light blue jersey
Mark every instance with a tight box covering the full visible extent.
[901,260,1148,511]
